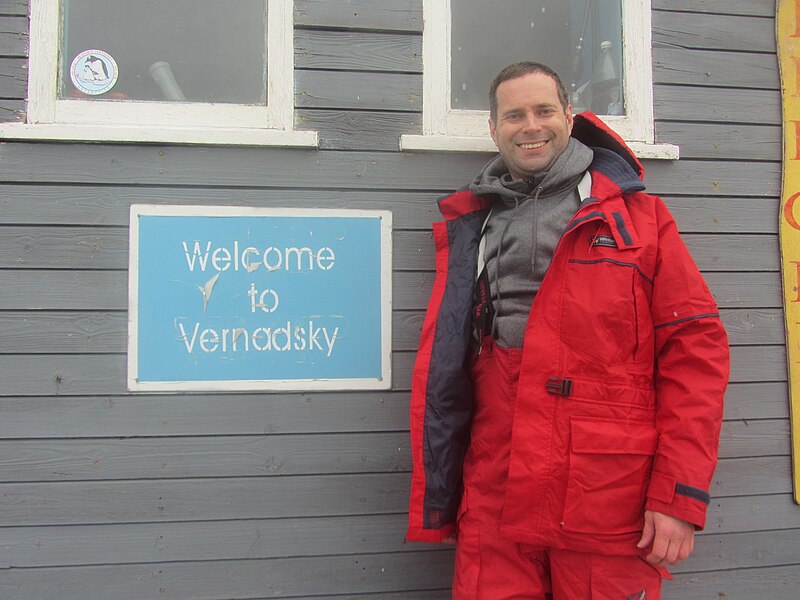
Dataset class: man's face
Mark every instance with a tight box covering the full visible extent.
[489,72,574,180]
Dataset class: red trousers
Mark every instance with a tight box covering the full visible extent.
[453,343,663,600]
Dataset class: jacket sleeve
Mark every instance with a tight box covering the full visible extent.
[644,197,730,529]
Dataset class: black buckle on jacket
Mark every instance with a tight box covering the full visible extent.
[546,377,573,397]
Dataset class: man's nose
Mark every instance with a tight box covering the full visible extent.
[522,113,542,131]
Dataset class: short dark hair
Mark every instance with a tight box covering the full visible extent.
[489,62,570,120]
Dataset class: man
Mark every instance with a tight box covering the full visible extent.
[407,62,729,599]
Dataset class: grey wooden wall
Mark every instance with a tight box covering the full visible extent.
[0,0,794,598]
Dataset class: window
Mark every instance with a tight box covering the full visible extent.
[0,0,316,146]
[401,0,676,159]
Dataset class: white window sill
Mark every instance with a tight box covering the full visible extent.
[400,134,679,160]
[0,123,319,147]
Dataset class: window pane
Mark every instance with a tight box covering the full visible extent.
[451,0,623,115]
[60,0,267,105]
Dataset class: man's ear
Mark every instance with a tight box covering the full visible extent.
[565,105,574,133]
[489,117,498,146]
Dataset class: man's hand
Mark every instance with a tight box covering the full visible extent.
[636,510,695,566]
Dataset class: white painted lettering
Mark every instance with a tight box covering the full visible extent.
[182,241,212,271]
[199,328,219,353]
[211,247,232,271]
[323,327,339,357]
[316,247,336,270]
[263,247,282,271]
[285,247,314,271]
[177,321,200,352]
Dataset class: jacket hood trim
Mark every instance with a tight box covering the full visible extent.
[438,190,491,221]
[572,111,644,180]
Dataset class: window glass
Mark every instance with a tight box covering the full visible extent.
[451,0,623,115]
[60,0,267,105]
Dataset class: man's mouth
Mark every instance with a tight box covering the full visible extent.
[518,141,547,150]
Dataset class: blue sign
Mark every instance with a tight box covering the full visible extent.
[128,205,392,391]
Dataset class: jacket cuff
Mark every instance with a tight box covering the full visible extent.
[406,522,455,543]
[646,470,710,530]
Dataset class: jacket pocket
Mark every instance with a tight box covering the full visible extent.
[560,259,651,365]
[561,417,657,534]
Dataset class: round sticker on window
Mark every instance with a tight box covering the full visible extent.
[70,49,118,96]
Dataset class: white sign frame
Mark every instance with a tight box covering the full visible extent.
[128,204,393,392]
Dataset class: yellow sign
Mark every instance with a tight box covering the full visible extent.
[778,0,800,504]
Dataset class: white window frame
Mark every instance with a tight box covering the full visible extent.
[401,0,677,159]
[0,0,317,147]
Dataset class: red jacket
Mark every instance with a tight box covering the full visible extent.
[407,113,730,554]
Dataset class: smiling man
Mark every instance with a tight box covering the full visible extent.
[407,62,730,599]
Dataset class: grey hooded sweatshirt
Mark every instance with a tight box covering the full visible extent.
[469,137,594,348]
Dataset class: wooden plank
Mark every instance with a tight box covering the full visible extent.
[718,418,791,458]
[713,455,792,497]
[297,109,420,151]
[4,227,773,272]
[720,308,784,346]
[0,381,784,439]
[296,70,421,111]
[0,343,782,398]
[653,47,779,89]
[729,345,787,383]
[655,85,781,125]
[645,160,780,198]
[0,311,126,353]
[673,528,800,574]
[0,16,26,57]
[0,473,412,525]
[0,309,422,354]
[0,270,128,310]
[656,122,780,161]
[0,98,23,121]
[0,270,435,311]
[667,565,800,600]
[0,354,130,396]
[0,144,781,198]
[5,495,798,568]
[652,0,776,17]
[294,0,422,33]
[684,234,779,272]
[0,269,775,313]
[0,432,411,482]
[663,197,778,235]
[0,0,26,16]
[704,271,782,309]
[0,392,412,437]
[295,29,421,72]
[299,592,450,600]
[653,11,775,52]
[708,493,800,534]
[0,186,440,229]
[0,551,454,599]
[724,382,789,420]
[6,502,800,572]
[0,514,435,568]
[0,225,128,269]
[0,56,26,98]
[0,185,775,234]
[0,143,487,189]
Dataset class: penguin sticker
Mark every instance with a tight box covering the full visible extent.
[70,49,118,95]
